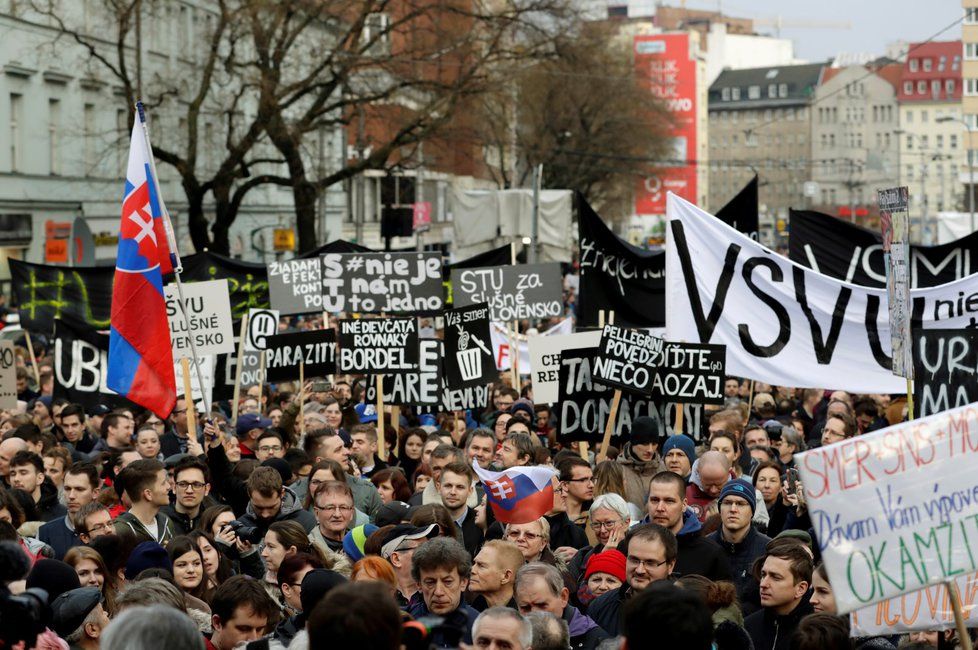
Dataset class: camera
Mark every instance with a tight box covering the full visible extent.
[225,520,264,545]
[402,612,468,650]
[0,587,50,648]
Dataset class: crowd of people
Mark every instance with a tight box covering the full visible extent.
[0,332,959,649]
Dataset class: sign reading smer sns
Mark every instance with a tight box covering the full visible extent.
[338,318,419,375]
[164,279,235,359]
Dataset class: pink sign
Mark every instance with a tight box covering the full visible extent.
[413,201,432,231]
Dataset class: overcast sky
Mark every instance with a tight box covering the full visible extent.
[614,0,963,61]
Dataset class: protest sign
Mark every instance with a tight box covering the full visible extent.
[173,355,214,407]
[442,382,491,412]
[9,259,114,331]
[365,339,442,406]
[264,330,337,382]
[164,280,234,359]
[789,208,978,288]
[650,342,726,405]
[592,324,664,394]
[849,574,978,636]
[450,263,563,322]
[444,303,494,389]
[796,403,978,614]
[665,193,978,394]
[913,330,978,417]
[528,331,603,404]
[267,258,323,315]
[879,187,912,378]
[181,251,269,320]
[213,350,263,402]
[338,318,419,374]
[321,252,443,313]
[52,320,127,410]
[245,308,280,351]
[0,341,16,409]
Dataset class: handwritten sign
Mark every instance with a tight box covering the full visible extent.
[267,258,323,315]
[322,252,443,313]
[245,308,280,351]
[338,318,419,375]
[796,403,978,614]
[173,355,214,409]
[913,330,978,418]
[878,186,912,378]
[849,573,978,636]
[450,264,563,322]
[650,342,726,405]
[528,331,603,404]
[444,303,494,389]
[265,330,337,382]
[592,324,664,394]
[0,341,16,409]
[164,280,235,359]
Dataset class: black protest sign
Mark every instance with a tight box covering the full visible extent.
[213,350,263,402]
[338,318,419,374]
[649,343,726,405]
[592,324,664,394]
[264,330,337,382]
[322,252,443,314]
[450,263,563,322]
[913,329,978,417]
[52,319,130,411]
[442,383,490,412]
[364,339,442,406]
[10,260,114,331]
[443,303,495,389]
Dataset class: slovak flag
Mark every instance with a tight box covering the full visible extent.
[472,462,557,525]
[106,109,177,418]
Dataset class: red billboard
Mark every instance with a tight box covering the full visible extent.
[633,33,697,215]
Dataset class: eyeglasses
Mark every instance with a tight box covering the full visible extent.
[176,481,207,491]
[564,476,595,484]
[626,556,670,570]
[506,530,542,542]
[589,519,623,531]
[314,504,354,514]
[258,445,283,453]
[172,409,187,415]
[85,522,112,535]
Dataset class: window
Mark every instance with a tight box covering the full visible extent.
[873,106,879,122]
[9,93,21,172]
[937,134,944,149]
[948,79,956,94]
[923,58,933,72]
[721,87,731,101]
[939,56,947,71]
[967,114,978,130]
[768,84,777,98]
[910,58,919,72]
[920,135,928,149]
[764,109,772,120]
[749,85,761,99]
[732,134,738,145]
[829,133,835,147]
[922,110,929,122]
[954,55,962,70]
[731,111,739,123]
[908,166,914,180]
[731,87,741,100]
[966,44,977,60]
[786,107,794,120]
[821,134,827,148]
[907,136,913,150]
[48,99,60,175]
[363,13,391,56]
[933,80,942,96]
[902,80,913,94]
[967,79,978,96]
[952,134,959,149]
[906,110,914,123]
[885,133,891,148]
[779,83,788,97]
[918,80,927,94]
[966,7,978,24]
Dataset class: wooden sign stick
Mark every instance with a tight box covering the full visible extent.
[180,357,197,437]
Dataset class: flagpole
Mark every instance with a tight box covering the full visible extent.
[135,101,211,417]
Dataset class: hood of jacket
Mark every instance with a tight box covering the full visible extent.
[677,509,702,537]
[688,457,707,491]
[37,480,61,512]
[245,485,303,521]
[563,605,600,638]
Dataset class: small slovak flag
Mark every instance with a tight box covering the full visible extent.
[472,462,557,525]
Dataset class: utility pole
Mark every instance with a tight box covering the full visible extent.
[530,164,542,264]
[416,142,424,252]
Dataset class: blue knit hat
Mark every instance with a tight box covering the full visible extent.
[342,524,379,562]
[125,541,172,580]
[661,434,695,467]
[718,478,757,513]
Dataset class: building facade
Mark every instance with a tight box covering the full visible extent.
[960,1,978,227]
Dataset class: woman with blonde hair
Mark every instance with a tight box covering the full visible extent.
[64,545,118,616]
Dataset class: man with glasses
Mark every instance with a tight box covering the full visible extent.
[38,462,100,558]
[381,523,439,606]
[685,450,731,523]
[74,502,114,544]
[707,478,770,616]
[309,480,355,554]
[588,523,677,636]
[161,457,216,536]
[556,456,593,529]
[255,431,286,462]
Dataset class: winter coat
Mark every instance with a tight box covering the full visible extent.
[743,598,813,650]
[238,486,317,539]
[406,599,479,646]
[617,444,663,511]
[563,604,609,650]
[707,525,771,616]
[651,510,732,582]
[36,481,67,523]
[587,585,630,636]
[37,515,80,560]
[113,510,176,545]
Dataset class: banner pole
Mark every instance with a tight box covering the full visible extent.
[383,404,398,463]
[745,379,756,425]
[906,377,914,421]
[509,242,519,390]
[298,360,305,439]
[230,313,249,428]
[180,357,197,438]
[946,581,974,650]
[23,331,41,388]
[596,389,621,464]
[376,375,385,463]
[675,404,684,435]
[259,350,266,390]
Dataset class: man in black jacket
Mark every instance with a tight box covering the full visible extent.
[436,463,483,558]
[707,478,771,615]
[9,450,66,522]
[515,562,608,650]
[37,463,100,559]
[744,541,814,650]
[161,457,218,536]
[645,471,731,581]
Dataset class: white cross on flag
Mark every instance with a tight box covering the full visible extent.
[471,462,556,525]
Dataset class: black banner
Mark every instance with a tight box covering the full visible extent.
[443,303,494,389]
[789,209,978,288]
[592,324,664,394]
[364,340,442,406]
[913,329,978,417]
[52,319,130,411]
[338,318,419,374]
[180,252,269,321]
[715,175,759,241]
[264,330,337,382]
[10,260,114,332]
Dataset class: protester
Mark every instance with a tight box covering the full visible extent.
[9,450,65,522]
[307,582,402,650]
[50,586,111,650]
[676,574,753,650]
[64,545,119,616]
[112,459,175,544]
[661,434,695,480]
[407,536,480,645]
[525,611,571,650]
[467,539,523,611]
[162,458,216,537]
[617,416,663,511]
[514,562,608,650]
[103,604,204,650]
[685,450,732,522]
[205,575,279,650]
[744,541,814,650]
[707,477,770,614]
[38,463,100,559]
[381,522,439,606]
[621,582,714,650]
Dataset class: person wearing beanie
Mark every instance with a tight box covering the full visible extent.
[685,451,733,523]
[125,541,172,580]
[579,550,627,607]
[342,524,378,563]
[618,416,664,512]
[707,478,771,616]
[26,558,82,602]
[661,435,695,481]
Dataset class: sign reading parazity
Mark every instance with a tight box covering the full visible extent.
[265,329,336,382]
[338,318,419,374]
[322,252,443,313]
[450,264,563,322]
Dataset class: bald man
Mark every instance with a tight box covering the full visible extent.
[0,438,28,487]
[685,450,731,523]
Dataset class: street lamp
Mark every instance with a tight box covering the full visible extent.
[936,115,975,233]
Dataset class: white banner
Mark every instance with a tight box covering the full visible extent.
[164,279,235,359]
[849,574,978,636]
[490,318,573,372]
[796,403,978,614]
[665,193,978,393]
[528,331,602,404]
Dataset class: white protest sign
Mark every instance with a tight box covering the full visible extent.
[246,308,280,351]
[796,402,978,614]
[491,318,575,372]
[164,279,235,359]
[0,341,16,409]
[665,193,978,393]
[528,331,602,403]
[173,355,214,407]
[849,573,978,636]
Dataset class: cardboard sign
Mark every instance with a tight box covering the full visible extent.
[913,330,978,417]
[0,341,16,409]
[442,383,491,412]
[173,355,214,408]
[796,403,978,614]
[164,279,235,359]
[444,303,494,389]
[322,252,443,313]
[649,342,726,405]
[267,258,323,315]
[849,574,978,636]
[528,331,603,403]
[246,308,280,351]
[338,318,419,375]
[265,330,337,382]
[450,263,563,322]
[365,339,442,406]
[592,324,664,394]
